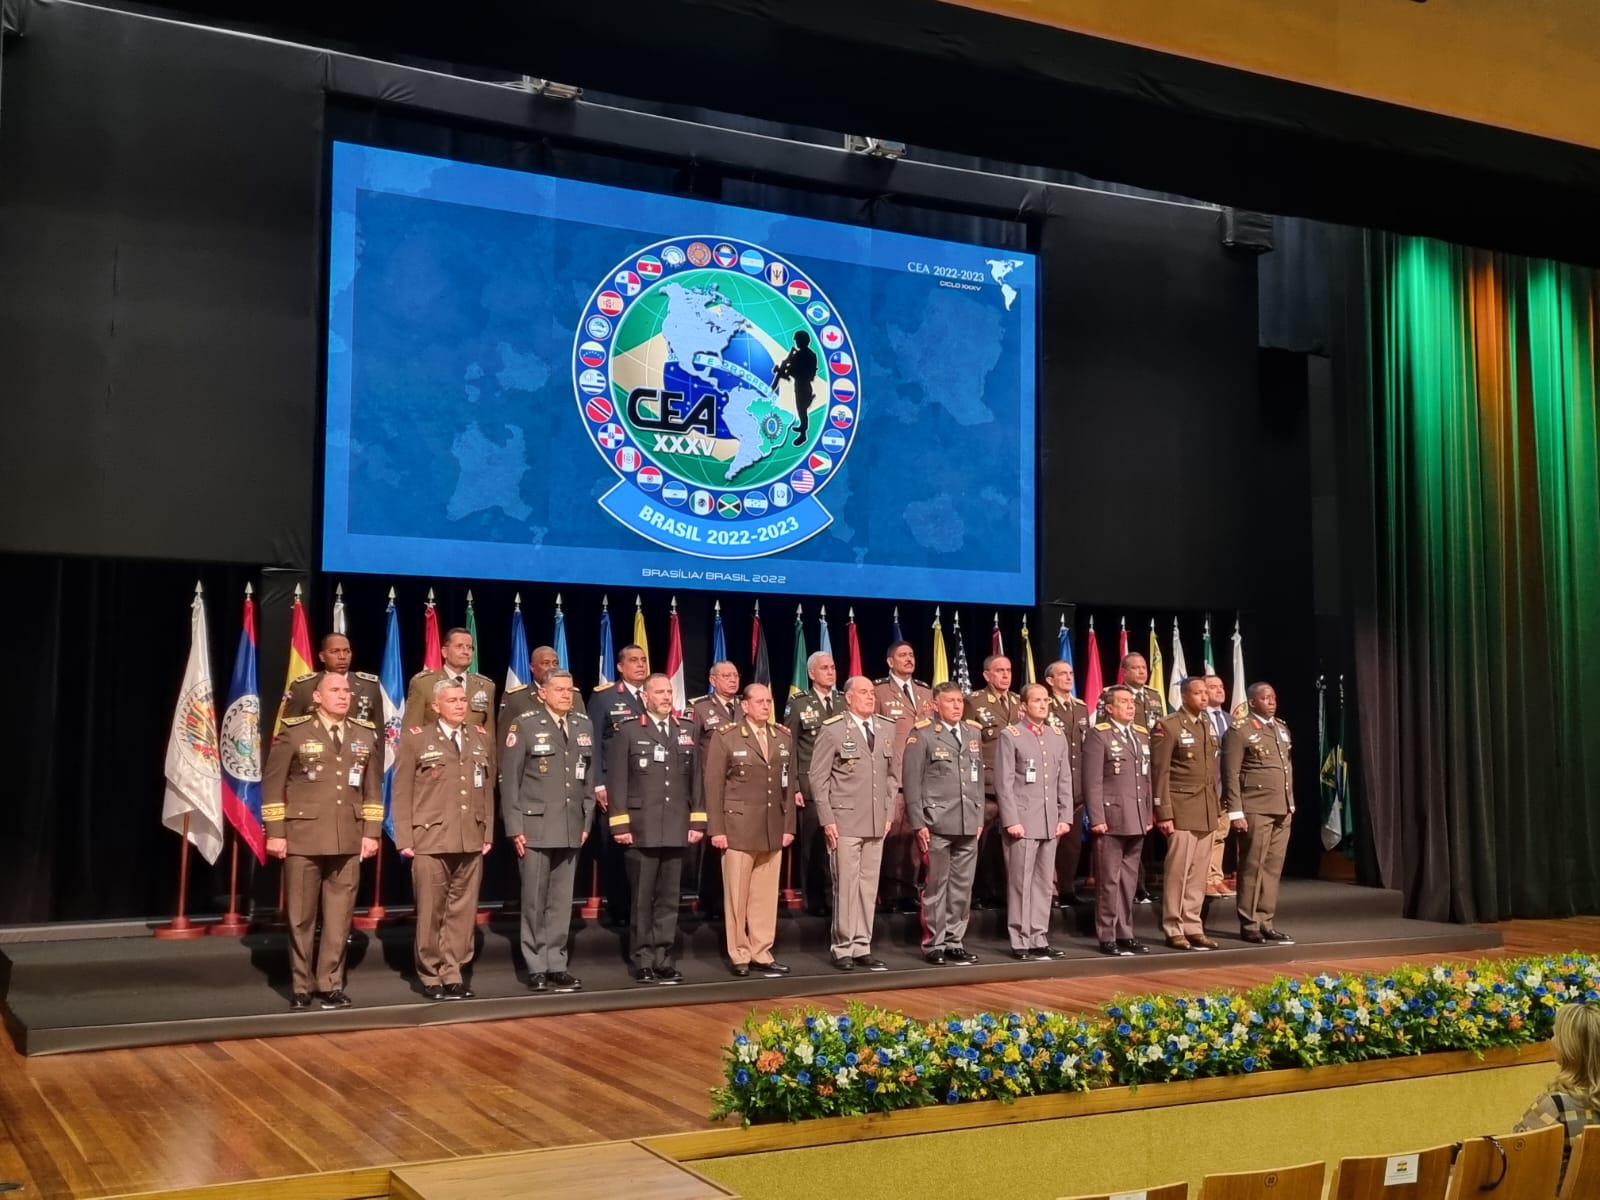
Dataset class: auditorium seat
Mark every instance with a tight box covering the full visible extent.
[1199,1161,1325,1200]
[1443,1126,1563,1200]
[1056,1183,1187,1200]
[1558,1127,1600,1199]
[1330,1144,1454,1199]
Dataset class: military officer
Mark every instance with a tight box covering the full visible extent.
[392,680,494,1000]
[1151,677,1222,951]
[996,684,1072,960]
[688,659,742,917]
[282,632,384,726]
[964,654,1021,907]
[1203,673,1237,897]
[903,682,985,965]
[1044,659,1090,907]
[874,641,933,912]
[585,643,651,926]
[1223,682,1295,945]
[501,669,595,994]
[1095,652,1167,729]
[705,684,795,978]
[1084,684,1154,957]
[403,627,497,745]
[808,676,898,972]
[262,673,382,1009]
[606,672,705,984]
[784,651,843,916]
[498,644,565,730]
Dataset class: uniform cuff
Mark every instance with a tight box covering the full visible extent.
[608,813,631,828]
[1227,810,1244,821]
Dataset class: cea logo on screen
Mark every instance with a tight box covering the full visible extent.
[572,236,858,559]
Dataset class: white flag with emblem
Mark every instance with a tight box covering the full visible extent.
[162,584,225,864]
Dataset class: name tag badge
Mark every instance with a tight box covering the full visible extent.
[1025,760,1037,785]
[474,764,485,788]
[654,744,668,763]
[348,764,364,787]
[732,749,749,758]
[782,766,790,789]
[970,761,980,784]
[678,733,694,747]
[575,759,587,781]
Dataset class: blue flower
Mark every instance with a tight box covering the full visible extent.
[1242,1056,1257,1072]
[865,1026,879,1042]
[1268,1002,1281,1014]
[839,1016,853,1030]
[1184,1023,1198,1037]
[1117,1023,1132,1037]
[967,1047,980,1061]
[768,1073,782,1083]
[735,1069,750,1085]
[1052,1051,1066,1065]
[797,1071,811,1085]
[972,1030,988,1046]
[947,1020,963,1033]
[803,1017,816,1030]
[1141,1002,1154,1015]
[1288,981,1301,993]
[1108,1006,1124,1019]
[876,1049,891,1066]
[1091,1048,1106,1065]
[845,1052,859,1067]
[1004,1065,1018,1078]
[1043,1031,1057,1046]
[1020,1043,1034,1058]
[945,1089,961,1104]
[816,1054,829,1068]
[865,1079,878,1093]
[980,1013,995,1029]
[978,1067,991,1082]
[735,1034,749,1045]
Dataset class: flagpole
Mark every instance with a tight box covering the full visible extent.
[154,814,209,939]
[209,831,250,936]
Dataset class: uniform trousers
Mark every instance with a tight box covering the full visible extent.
[829,836,884,958]
[624,846,684,970]
[1093,833,1144,941]
[413,851,482,986]
[284,853,359,995]
[1161,828,1212,939]
[1005,836,1057,950]
[720,847,781,965]
[794,798,832,912]
[1237,812,1292,933]
[519,845,580,975]
[879,794,921,904]
[920,832,978,951]
[1209,808,1234,883]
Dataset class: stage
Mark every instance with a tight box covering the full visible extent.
[0,880,1498,1056]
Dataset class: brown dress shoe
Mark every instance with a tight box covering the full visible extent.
[1164,935,1192,950]
[1189,935,1219,950]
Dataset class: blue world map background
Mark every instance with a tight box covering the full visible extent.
[325,144,1037,602]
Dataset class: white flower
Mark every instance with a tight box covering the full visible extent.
[1060,1054,1080,1074]
[1527,971,1544,988]
[835,1067,856,1086]
[1232,1022,1250,1040]
[1186,1006,1203,1023]
[1175,1034,1192,1050]
[1305,1031,1321,1046]
[737,1043,759,1063]
[1142,1045,1163,1062]
[793,1042,815,1065]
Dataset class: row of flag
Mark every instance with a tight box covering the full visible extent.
[162,586,1353,871]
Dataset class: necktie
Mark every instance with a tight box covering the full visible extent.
[902,681,915,708]
[558,717,569,742]
[864,721,876,752]
[754,726,768,757]
[658,719,669,738]
[330,724,343,752]
[451,728,461,754]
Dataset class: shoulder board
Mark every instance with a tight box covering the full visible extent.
[1277,718,1290,728]
[408,725,424,734]
[1232,717,1249,729]
[292,671,318,684]
[822,714,845,725]
[593,682,615,692]
[352,671,380,681]
[1133,724,1148,734]
[506,682,527,695]
[914,678,930,688]
[350,717,376,730]
[1003,726,1019,736]
[913,718,932,729]
[773,722,790,734]
[284,714,313,726]
[692,693,714,704]
[1094,722,1112,731]
[873,676,892,686]
[964,719,983,728]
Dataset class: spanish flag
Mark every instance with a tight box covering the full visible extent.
[272,584,315,734]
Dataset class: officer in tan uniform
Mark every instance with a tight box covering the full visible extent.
[498,644,565,730]
[783,651,843,915]
[688,659,741,918]
[403,627,497,745]
[1044,659,1090,907]
[282,633,384,726]
[1151,677,1221,951]
[262,673,382,1009]
[874,641,933,911]
[902,683,985,965]
[809,676,898,972]
[1203,673,1237,897]
[501,669,595,994]
[964,654,1020,907]
[1096,652,1167,729]
[392,679,494,1000]
[1223,682,1295,945]
[1084,684,1154,957]
[705,684,795,978]
[996,684,1072,960]
[606,673,705,985]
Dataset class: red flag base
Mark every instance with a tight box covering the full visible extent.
[475,908,492,926]
[208,913,251,937]
[351,906,390,931]
[780,844,803,910]
[153,916,210,940]
[580,861,601,920]
[781,888,803,911]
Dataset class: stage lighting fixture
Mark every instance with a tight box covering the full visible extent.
[844,134,907,159]
[519,76,583,101]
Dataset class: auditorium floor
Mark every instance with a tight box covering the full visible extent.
[0,916,1593,1200]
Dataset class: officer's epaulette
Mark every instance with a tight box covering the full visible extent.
[292,671,318,684]
[1231,716,1249,729]
[1133,724,1148,735]
[283,714,313,726]
[915,678,930,688]
[913,718,932,729]
[407,668,435,682]
[964,718,983,728]
[1093,722,1112,731]
[505,682,527,695]
[873,676,893,686]
[350,717,376,729]
[773,722,790,734]
[822,714,845,725]
[1003,726,1018,736]
[352,670,380,681]
[593,681,615,692]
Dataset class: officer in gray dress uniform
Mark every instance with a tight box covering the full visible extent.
[902,682,984,965]
[995,684,1072,960]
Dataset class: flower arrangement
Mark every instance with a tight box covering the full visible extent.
[710,952,1600,1125]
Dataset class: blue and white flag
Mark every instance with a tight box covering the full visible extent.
[712,600,727,667]
[597,597,615,686]
[1058,615,1076,696]
[379,591,404,844]
[554,595,570,671]
[819,605,833,657]
[506,597,530,694]
[219,586,265,863]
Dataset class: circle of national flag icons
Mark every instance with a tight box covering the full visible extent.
[574,234,861,535]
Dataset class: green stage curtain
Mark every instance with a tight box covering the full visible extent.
[1356,233,1600,920]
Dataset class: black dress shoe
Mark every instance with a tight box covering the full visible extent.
[1262,928,1295,944]
[1241,930,1267,944]
[1035,945,1068,960]
[894,899,920,914]
[655,966,683,984]
[945,947,979,965]
[1052,895,1076,910]
[924,948,947,965]
[855,956,889,972]
[755,960,791,976]
[730,963,750,978]
[1116,939,1150,956]
[528,973,550,993]
[1134,890,1154,905]
[422,984,446,1001]
[634,967,658,984]
[318,989,353,1009]
[289,992,312,1011]
[549,972,582,993]
[830,955,855,971]
[443,982,473,1000]
[1098,940,1127,957]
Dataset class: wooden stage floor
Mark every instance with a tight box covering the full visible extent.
[0,917,1594,1199]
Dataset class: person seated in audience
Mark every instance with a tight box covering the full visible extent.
[1513,1000,1600,1184]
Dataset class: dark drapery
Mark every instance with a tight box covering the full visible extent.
[1346,233,1600,921]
